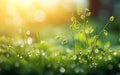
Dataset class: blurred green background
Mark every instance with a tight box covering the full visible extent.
[0,0,120,46]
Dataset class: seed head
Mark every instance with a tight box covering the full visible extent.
[80,15,85,20]
[109,16,114,22]
[86,12,91,17]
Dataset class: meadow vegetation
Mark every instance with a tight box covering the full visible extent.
[0,8,120,75]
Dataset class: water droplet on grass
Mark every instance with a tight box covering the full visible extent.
[26,30,31,35]
[108,64,113,70]
[27,37,32,45]
[47,64,51,68]
[40,40,45,44]
[74,67,80,73]
[37,51,40,54]
[6,53,10,58]
[108,55,112,60]
[80,68,84,72]
[71,63,76,68]
[118,63,120,68]
[42,52,45,56]
[15,62,20,67]
[113,52,117,56]
[17,54,19,57]
[95,49,99,54]
[59,67,65,73]
[99,56,102,60]
[73,55,77,60]
[20,56,23,59]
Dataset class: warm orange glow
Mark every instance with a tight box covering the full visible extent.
[0,0,89,27]
[18,0,34,6]
[9,0,34,7]
[33,10,46,22]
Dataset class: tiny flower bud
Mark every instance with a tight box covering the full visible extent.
[62,39,68,44]
[109,16,114,22]
[80,15,85,20]
[86,12,91,17]
[85,8,89,12]
[77,8,81,15]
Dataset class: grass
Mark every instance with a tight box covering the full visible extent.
[0,9,120,75]
[0,26,120,75]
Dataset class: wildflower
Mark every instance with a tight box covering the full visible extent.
[85,27,94,34]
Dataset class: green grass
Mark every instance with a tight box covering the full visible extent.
[0,9,120,75]
[0,26,120,75]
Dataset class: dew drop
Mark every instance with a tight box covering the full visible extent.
[40,40,45,44]
[74,67,80,73]
[26,30,31,35]
[78,57,81,60]
[54,53,58,56]
[42,52,45,56]
[108,64,113,70]
[113,52,117,56]
[118,63,120,68]
[6,53,10,58]
[119,38,120,42]
[71,63,76,68]
[20,56,23,59]
[15,62,20,67]
[99,56,102,60]
[17,54,19,57]
[108,55,112,60]
[47,64,51,68]
[59,67,65,73]
[80,68,84,72]
[37,51,40,54]
[95,49,99,54]
[27,37,33,45]
[73,55,77,60]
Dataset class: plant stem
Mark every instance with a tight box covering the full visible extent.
[90,21,110,56]
[83,18,89,48]
[98,21,110,37]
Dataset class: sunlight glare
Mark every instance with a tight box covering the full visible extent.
[17,0,34,6]
[38,0,59,10]
[33,10,46,22]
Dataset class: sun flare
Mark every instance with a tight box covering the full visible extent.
[4,0,89,26]
[17,0,34,6]
[38,0,59,10]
